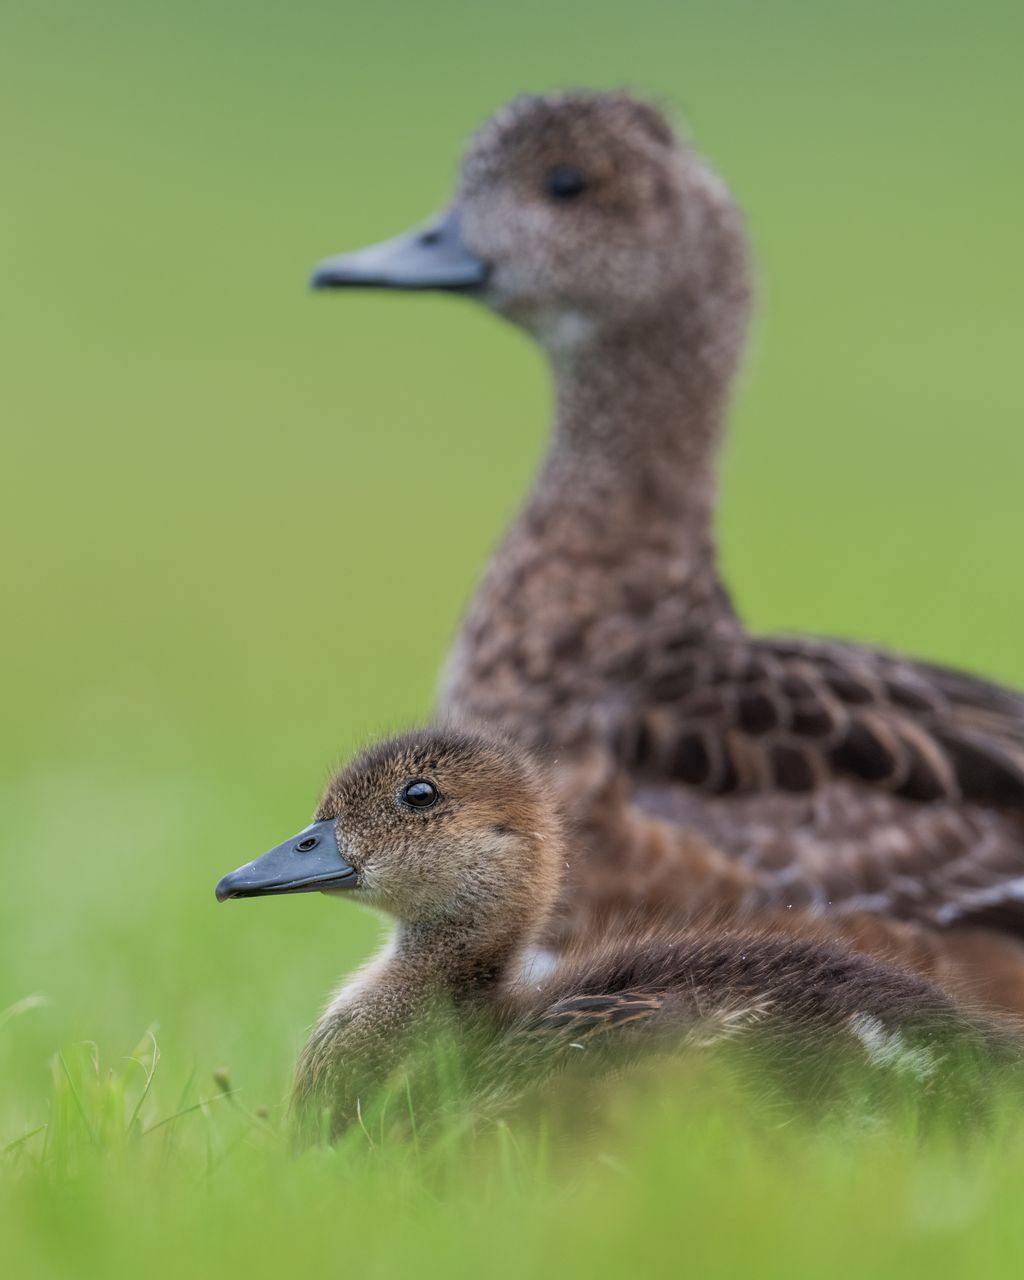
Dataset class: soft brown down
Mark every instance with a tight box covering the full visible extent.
[405,92,1024,1011]
[290,730,1011,1138]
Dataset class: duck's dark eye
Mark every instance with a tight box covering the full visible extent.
[295,835,319,852]
[545,165,588,200]
[401,779,439,810]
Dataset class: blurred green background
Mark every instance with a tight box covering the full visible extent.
[2,0,1023,1272]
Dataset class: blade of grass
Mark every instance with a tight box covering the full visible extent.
[126,1031,161,1135]
[355,1097,376,1149]
[405,1074,420,1155]
[142,1088,235,1136]
[0,994,49,1033]
[57,1050,100,1149]
[1,1124,47,1157]
[162,1061,197,1159]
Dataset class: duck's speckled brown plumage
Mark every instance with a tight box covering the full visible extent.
[315,92,1024,1012]
[436,95,1024,991]
[545,747,1024,1015]
[279,730,1005,1137]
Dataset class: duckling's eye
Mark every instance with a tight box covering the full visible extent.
[545,165,588,201]
[401,779,439,810]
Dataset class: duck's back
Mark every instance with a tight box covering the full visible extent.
[505,929,1007,1079]
[443,516,1024,956]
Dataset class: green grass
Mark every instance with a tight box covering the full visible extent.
[8,1021,1024,1280]
[3,0,1024,1275]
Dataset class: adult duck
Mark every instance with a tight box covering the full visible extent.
[311,93,1024,1010]
[215,729,1002,1138]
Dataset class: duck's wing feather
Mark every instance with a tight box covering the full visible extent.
[511,933,973,1055]
[527,991,666,1044]
[606,632,1024,808]
[627,779,1024,930]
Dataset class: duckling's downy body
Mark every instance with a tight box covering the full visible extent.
[313,93,1024,1012]
[216,730,1002,1136]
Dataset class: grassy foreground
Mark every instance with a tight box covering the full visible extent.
[6,1021,1024,1280]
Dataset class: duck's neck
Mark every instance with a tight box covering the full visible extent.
[542,312,731,542]
[389,917,524,1001]
[442,305,744,738]
[292,916,523,1134]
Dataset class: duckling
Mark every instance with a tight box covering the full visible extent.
[215,729,1006,1138]
[311,92,1024,1010]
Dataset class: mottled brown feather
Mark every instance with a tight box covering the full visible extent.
[425,95,1024,977]
[316,91,1024,1011]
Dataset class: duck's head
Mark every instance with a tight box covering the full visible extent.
[215,729,563,937]
[312,91,749,356]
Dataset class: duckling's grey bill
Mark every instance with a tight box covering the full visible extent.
[311,209,489,292]
[215,819,357,902]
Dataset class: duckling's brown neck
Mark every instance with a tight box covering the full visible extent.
[291,914,525,1134]
[327,915,526,1033]
[390,917,526,1001]
[442,307,744,742]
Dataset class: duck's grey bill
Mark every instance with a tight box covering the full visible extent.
[215,819,357,902]
[310,210,489,292]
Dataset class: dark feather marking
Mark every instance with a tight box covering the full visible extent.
[737,690,778,735]
[790,703,836,737]
[826,674,877,705]
[943,734,1024,809]
[648,668,698,702]
[770,743,817,793]
[670,732,711,786]
[830,720,899,785]
[894,744,951,803]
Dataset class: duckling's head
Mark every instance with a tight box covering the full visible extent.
[216,729,563,940]
[313,91,749,358]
